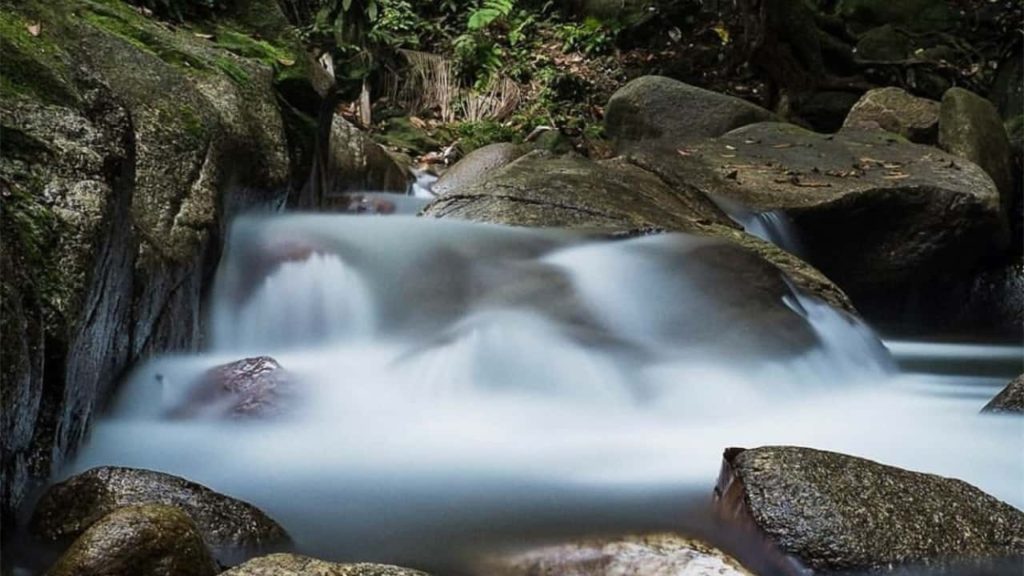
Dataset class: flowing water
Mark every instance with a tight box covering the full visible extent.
[61,215,1023,572]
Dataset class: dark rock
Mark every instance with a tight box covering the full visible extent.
[422,151,856,313]
[714,446,1024,573]
[855,25,912,61]
[653,122,1004,301]
[983,374,1024,414]
[432,142,525,197]
[221,553,430,575]
[30,466,288,563]
[322,115,411,200]
[788,90,861,133]
[939,87,1015,216]
[45,505,218,576]
[844,87,941,144]
[169,356,295,419]
[605,76,774,150]
[991,54,1023,121]
[479,533,751,575]
[836,0,954,34]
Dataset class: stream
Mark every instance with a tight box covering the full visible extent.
[58,215,1023,573]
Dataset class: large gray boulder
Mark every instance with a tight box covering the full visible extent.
[605,76,774,150]
[714,446,1024,572]
[431,142,525,197]
[46,505,218,576]
[983,374,1024,415]
[843,87,941,144]
[646,122,1004,300]
[31,467,288,562]
[423,151,855,313]
[938,87,1015,216]
[1,0,309,522]
[479,533,752,575]
[322,116,411,199]
[221,554,430,575]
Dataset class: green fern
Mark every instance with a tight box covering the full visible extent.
[467,0,515,31]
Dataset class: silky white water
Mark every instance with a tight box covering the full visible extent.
[67,215,1023,570]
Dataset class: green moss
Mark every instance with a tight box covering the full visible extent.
[451,120,521,153]
[211,56,249,84]
[0,10,77,105]
[80,4,208,72]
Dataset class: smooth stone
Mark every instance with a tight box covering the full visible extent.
[221,553,430,575]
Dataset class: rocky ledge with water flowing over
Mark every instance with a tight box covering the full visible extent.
[2,0,1022,575]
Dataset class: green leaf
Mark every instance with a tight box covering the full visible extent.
[343,0,352,12]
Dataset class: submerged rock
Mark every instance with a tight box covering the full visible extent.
[983,374,1024,415]
[221,553,430,575]
[938,87,1016,216]
[46,504,217,576]
[479,533,752,575]
[432,142,525,197]
[649,122,1004,300]
[31,466,288,562]
[843,87,940,144]
[422,150,855,313]
[605,76,774,149]
[714,446,1024,573]
[169,356,295,419]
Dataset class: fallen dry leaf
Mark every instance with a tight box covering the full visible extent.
[772,143,793,149]
[27,23,41,36]
[276,56,295,66]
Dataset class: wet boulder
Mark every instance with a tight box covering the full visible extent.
[843,87,940,144]
[938,87,1015,215]
[221,553,430,575]
[983,374,1024,415]
[46,504,218,576]
[30,466,288,563]
[714,446,1024,573]
[605,76,774,150]
[479,533,752,575]
[321,115,411,204]
[169,356,295,419]
[649,122,1004,300]
[432,142,525,197]
[422,150,855,313]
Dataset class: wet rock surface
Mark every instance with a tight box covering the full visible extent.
[983,374,1024,414]
[321,115,411,201]
[30,466,289,561]
[479,533,752,576]
[221,553,430,575]
[45,504,218,576]
[432,142,525,197]
[168,356,296,419]
[714,446,1024,573]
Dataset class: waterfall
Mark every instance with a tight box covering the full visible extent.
[68,215,1023,570]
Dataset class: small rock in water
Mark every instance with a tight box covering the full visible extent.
[46,504,218,576]
[713,446,1024,573]
[982,373,1024,414]
[221,553,431,575]
[30,466,289,564]
[169,356,294,419]
[477,533,752,575]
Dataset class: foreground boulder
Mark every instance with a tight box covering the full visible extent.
[479,533,752,575]
[46,504,217,576]
[983,374,1024,414]
[168,356,295,419]
[31,467,288,562]
[639,122,1004,300]
[605,76,774,149]
[938,87,1015,215]
[714,446,1024,573]
[221,553,430,575]
[843,87,940,144]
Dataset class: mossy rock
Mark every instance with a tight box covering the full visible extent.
[46,505,218,576]
[373,117,443,156]
[837,0,954,33]
[854,24,911,61]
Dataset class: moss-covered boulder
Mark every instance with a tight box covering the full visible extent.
[650,122,1004,302]
[423,151,854,312]
[432,142,525,197]
[478,533,752,575]
[843,87,940,144]
[46,505,218,576]
[31,466,288,563]
[605,76,774,150]
[221,553,430,575]
[938,87,1015,216]
[715,446,1024,573]
[983,374,1024,415]
[1,0,313,522]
